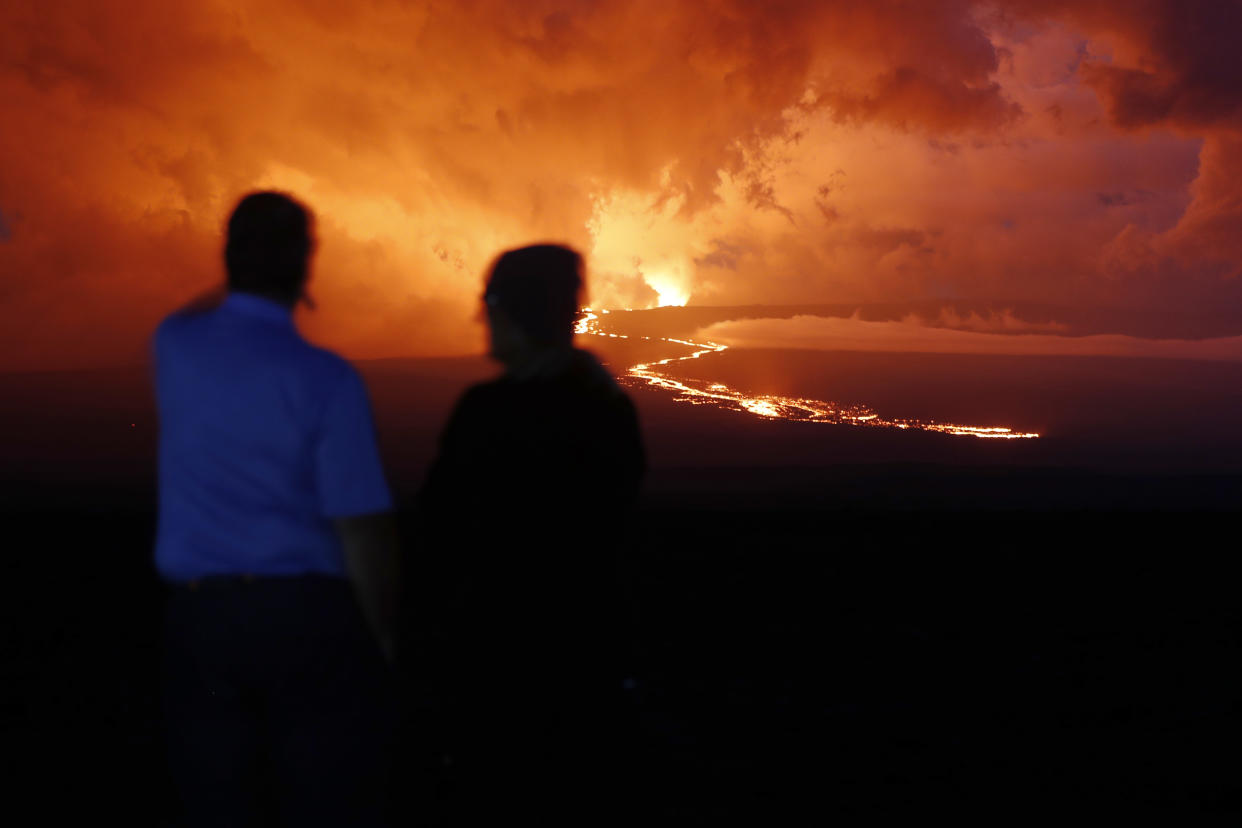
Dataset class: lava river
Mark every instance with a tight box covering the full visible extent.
[576,310,1039,440]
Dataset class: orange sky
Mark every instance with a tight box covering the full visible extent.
[2,0,1240,369]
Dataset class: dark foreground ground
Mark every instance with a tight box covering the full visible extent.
[5,501,1238,823]
[3,356,1240,823]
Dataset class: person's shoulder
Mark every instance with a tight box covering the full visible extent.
[454,376,511,409]
[156,289,229,333]
[153,313,183,346]
[153,303,214,351]
[443,376,520,425]
[429,378,506,447]
[300,341,352,373]
[302,350,377,434]
[599,383,640,430]
[298,344,363,394]
[563,349,631,403]
[467,374,510,395]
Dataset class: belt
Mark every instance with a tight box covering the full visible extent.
[181,574,258,590]
[175,573,343,591]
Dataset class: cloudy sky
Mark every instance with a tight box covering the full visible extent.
[2,0,1240,369]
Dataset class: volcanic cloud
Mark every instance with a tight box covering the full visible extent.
[1,1,1239,369]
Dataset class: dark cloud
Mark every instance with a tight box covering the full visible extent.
[1162,134,1242,280]
[856,226,934,256]
[1000,1,1242,133]
[695,239,746,271]
[994,1,1242,309]
[831,65,1020,132]
[1,0,1240,368]
[1097,190,1155,207]
[1076,1,1242,131]
[927,139,962,155]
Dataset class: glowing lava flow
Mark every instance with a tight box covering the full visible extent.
[576,310,1040,439]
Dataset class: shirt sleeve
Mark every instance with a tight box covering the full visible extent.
[315,366,393,517]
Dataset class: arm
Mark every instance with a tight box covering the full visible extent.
[315,366,400,661]
[335,512,401,664]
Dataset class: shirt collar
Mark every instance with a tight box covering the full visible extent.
[222,292,295,326]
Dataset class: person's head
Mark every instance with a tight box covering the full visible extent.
[483,244,583,362]
[224,191,314,307]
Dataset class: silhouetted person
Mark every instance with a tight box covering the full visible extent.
[419,244,644,825]
[154,192,399,827]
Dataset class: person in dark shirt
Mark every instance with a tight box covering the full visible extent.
[419,244,644,825]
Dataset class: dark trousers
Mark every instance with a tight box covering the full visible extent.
[163,576,394,827]
[443,670,631,826]
[431,592,635,826]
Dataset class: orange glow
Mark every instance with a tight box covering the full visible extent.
[1,3,1238,371]
[648,276,690,308]
[577,311,1039,439]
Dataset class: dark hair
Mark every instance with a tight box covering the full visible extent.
[484,244,583,347]
[224,191,312,304]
